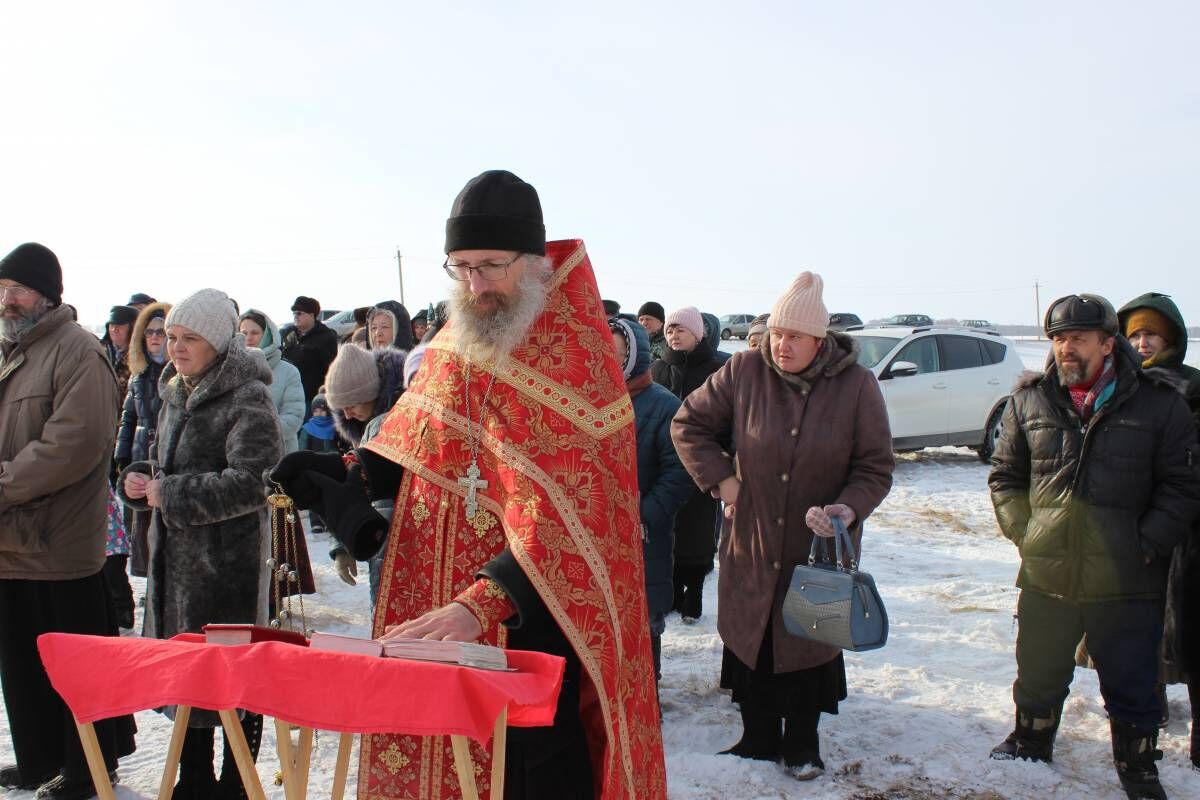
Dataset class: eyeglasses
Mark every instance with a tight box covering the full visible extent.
[145,328,166,338]
[442,254,521,282]
[0,285,36,301]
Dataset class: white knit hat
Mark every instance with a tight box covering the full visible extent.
[165,288,239,353]
[665,306,705,341]
[769,272,828,338]
[324,344,381,411]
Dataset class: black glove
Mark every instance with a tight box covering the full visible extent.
[267,450,347,510]
[356,447,405,503]
[309,465,388,560]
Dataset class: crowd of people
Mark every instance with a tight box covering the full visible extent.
[0,169,1197,800]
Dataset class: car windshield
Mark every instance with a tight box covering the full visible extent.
[854,336,898,368]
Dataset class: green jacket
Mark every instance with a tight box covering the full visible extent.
[1118,292,1200,425]
[989,338,1200,601]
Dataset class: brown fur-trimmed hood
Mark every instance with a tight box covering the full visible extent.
[128,302,172,377]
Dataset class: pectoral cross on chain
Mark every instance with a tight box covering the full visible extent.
[458,461,489,521]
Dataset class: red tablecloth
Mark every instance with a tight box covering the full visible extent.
[37,633,564,744]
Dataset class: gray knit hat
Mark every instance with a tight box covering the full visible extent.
[165,288,239,353]
[324,344,381,411]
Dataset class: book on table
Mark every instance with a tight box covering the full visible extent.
[202,624,308,647]
[308,631,509,670]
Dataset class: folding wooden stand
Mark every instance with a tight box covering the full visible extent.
[74,704,510,800]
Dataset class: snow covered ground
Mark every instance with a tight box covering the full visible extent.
[3,337,1199,798]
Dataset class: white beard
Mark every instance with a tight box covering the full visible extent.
[449,256,550,365]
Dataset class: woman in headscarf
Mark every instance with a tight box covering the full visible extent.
[239,308,316,599]
[119,289,281,798]
[672,273,895,781]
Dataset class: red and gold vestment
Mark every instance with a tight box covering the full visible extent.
[361,239,667,799]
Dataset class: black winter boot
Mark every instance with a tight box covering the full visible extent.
[174,726,217,800]
[1187,677,1200,771]
[990,706,1061,763]
[1111,720,1167,800]
[781,711,824,781]
[718,705,782,762]
[217,712,263,799]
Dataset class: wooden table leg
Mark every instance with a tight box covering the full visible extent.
[296,726,314,800]
[274,718,302,800]
[219,709,266,800]
[72,720,116,800]
[449,735,481,800]
[158,705,192,799]
[330,733,354,800]
[489,707,507,800]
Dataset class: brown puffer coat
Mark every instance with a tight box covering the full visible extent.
[672,332,895,672]
[0,305,119,579]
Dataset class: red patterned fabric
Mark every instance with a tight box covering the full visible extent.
[363,240,666,799]
[36,633,563,742]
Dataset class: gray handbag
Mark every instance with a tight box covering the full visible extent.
[781,517,888,652]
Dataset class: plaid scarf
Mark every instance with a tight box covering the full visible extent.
[1067,356,1116,422]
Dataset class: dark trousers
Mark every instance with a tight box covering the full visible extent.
[673,563,708,619]
[1014,589,1165,729]
[0,571,136,781]
[102,554,135,629]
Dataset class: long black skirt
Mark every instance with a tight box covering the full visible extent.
[720,623,847,716]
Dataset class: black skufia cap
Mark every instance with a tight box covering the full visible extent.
[444,170,545,256]
[1044,294,1119,337]
[0,242,63,305]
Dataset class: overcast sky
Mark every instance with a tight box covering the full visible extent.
[2,1,1197,329]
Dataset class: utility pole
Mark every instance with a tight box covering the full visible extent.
[396,248,405,306]
[1033,280,1041,338]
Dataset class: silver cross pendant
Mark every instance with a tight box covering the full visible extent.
[457,461,489,521]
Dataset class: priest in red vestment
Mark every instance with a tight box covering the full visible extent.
[272,170,667,800]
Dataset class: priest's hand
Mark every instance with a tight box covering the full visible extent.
[267,450,347,510]
[382,602,483,643]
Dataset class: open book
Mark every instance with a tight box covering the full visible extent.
[309,631,509,671]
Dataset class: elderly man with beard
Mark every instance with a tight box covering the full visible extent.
[989,293,1200,800]
[0,243,136,799]
[272,171,666,800]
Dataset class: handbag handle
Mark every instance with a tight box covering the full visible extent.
[807,516,859,572]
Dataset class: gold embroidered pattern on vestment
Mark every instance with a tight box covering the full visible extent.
[388,390,637,790]
[424,340,634,441]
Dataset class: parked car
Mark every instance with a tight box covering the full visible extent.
[883,314,934,327]
[718,313,757,339]
[324,308,359,339]
[845,326,1024,461]
[828,312,863,331]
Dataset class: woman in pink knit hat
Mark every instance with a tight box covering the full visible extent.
[650,305,727,623]
[671,273,896,781]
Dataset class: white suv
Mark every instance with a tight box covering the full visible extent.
[845,326,1025,461]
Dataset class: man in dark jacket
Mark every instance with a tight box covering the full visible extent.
[989,293,1200,800]
[281,295,339,410]
[610,316,694,680]
[1119,292,1200,768]
[0,243,136,799]
[638,301,667,361]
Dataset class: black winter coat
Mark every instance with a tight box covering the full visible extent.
[115,360,164,467]
[651,339,726,567]
[989,339,1200,602]
[281,321,339,406]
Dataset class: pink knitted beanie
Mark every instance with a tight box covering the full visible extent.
[769,272,828,338]
[665,306,705,341]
